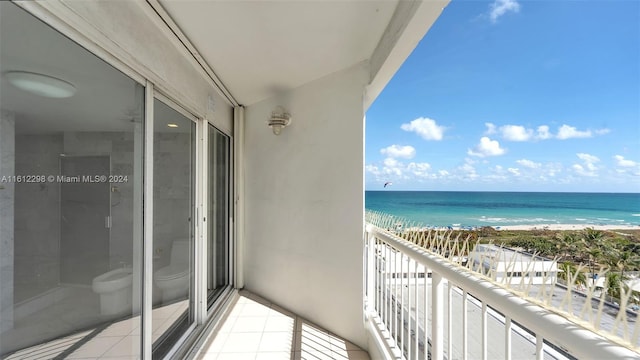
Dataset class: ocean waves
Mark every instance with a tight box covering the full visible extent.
[366,191,640,227]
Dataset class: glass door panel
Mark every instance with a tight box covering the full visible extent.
[151,98,195,358]
[0,3,143,358]
[207,125,231,307]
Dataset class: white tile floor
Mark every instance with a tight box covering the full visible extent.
[4,300,188,360]
[65,300,188,359]
[4,292,370,360]
[194,291,370,360]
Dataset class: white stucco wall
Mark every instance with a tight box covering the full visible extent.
[244,63,369,347]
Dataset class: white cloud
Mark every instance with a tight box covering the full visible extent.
[366,157,404,178]
[489,0,520,23]
[408,162,431,172]
[501,125,533,141]
[380,145,415,159]
[484,122,497,135]
[383,157,400,168]
[366,157,437,182]
[536,125,552,140]
[459,163,479,179]
[468,137,506,157]
[494,124,548,141]
[407,162,433,178]
[400,117,445,141]
[487,165,508,181]
[365,164,380,175]
[572,164,598,177]
[572,153,599,176]
[488,123,607,142]
[508,167,521,176]
[613,155,640,176]
[556,125,592,140]
[577,153,600,164]
[614,155,637,167]
[516,159,541,168]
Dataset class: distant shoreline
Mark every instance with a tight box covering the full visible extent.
[495,224,640,231]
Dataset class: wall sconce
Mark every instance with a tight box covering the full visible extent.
[267,106,291,135]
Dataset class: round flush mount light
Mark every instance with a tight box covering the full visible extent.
[4,71,76,98]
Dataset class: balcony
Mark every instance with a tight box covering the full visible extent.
[184,218,640,360]
[362,217,640,360]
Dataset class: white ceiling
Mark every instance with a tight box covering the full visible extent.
[0,2,193,134]
[0,2,141,134]
[1,1,444,133]
[158,0,399,106]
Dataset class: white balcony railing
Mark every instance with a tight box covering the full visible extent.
[364,223,640,360]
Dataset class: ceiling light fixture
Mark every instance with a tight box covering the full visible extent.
[267,106,291,135]
[167,123,179,128]
[4,71,76,98]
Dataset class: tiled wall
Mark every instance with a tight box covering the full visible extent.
[63,131,137,269]
[153,132,192,269]
[13,130,140,302]
[14,133,62,302]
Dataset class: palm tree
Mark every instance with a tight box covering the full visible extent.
[583,227,604,244]
[558,262,587,287]
[605,272,626,301]
[580,227,608,271]
[585,247,602,279]
[616,249,640,277]
[556,232,580,262]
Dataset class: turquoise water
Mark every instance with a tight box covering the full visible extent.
[365,191,640,227]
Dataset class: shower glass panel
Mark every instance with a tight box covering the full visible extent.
[151,98,195,358]
[0,2,144,358]
[60,155,111,285]
[207,125,231,307]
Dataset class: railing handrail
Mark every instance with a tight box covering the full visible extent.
[365,224,640,360]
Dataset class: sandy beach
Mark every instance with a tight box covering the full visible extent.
[496,224,640,231]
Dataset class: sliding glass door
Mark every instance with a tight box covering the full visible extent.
[0,3,144,358]
[151,98,196,358]
[1,3,234,359]
[207,125,231,307]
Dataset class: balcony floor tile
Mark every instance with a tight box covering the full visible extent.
[194,291,370,360]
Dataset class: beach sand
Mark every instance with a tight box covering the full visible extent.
[497,224,640,231]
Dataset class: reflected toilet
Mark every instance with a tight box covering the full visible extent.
[155,240,190,303]
[92,267,133,316]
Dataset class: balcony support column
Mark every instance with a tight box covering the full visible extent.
[432,272,444,360]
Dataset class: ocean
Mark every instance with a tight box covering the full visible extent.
[365,191,640,227]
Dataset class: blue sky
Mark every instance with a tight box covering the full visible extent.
[365,0,640,192]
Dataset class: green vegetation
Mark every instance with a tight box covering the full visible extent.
[436,227,640,272]
[400,227,640,303]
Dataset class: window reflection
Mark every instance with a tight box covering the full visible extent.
[0,2,143,357]
[151,99,195,358]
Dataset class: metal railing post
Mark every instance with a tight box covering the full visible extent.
[432,272,444,360]
[366,229,376,312]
